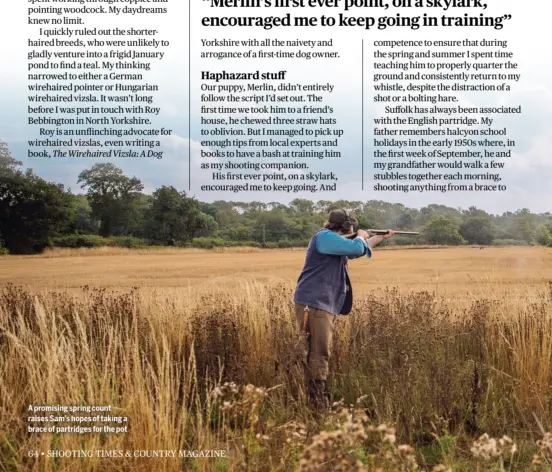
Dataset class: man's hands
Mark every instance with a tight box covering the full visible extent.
[357,229,370,240]
[356,229,395,240]
[381,230,395,240]
[364,229,395,250]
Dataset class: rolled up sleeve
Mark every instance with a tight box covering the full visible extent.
[362,238,372,259]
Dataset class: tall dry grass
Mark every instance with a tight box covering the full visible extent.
[2,281,552,470]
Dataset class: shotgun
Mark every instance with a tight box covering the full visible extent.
[345,230,419,239]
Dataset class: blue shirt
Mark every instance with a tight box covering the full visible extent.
[315,231,372,259]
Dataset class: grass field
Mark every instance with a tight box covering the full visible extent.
[3,246,551,297]
[2,247,552,471]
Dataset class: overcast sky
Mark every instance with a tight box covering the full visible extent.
[1,0,551,214]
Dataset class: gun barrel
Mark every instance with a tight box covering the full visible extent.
[345,230,419,239]
[372,230,419,235]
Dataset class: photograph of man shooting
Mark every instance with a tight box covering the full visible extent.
[294,209,395,410]
[0,0,551,464]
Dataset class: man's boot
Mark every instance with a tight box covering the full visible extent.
[308,379,330,412]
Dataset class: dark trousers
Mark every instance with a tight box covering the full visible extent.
[294,304,335,382]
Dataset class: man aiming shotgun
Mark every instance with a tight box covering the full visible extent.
[293,209,396,410]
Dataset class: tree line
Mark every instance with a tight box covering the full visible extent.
[1,141,552,254]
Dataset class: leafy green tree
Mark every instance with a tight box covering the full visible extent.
[77,163,144,237]
[206,201,241,230]
[332,200,363,214]
[219,224,253,241]
[0,143,74,254]
[199,202,218,219]
[146,186,205,244]
[0,141,23,174]
[314,200,333,213]
[252,211,293,242]
[244,201,267,212]
[70,195,98,234]
[395,212,416,230]
[422,216,465,246]
[507,209,536,243]
[463,206,491,219]
[267,202,289,212]
[424,204,463,225]
[289,198,315,214]
[193,213,218,238]
[124,193,151,238]
[535,225,552,246]
[460,216,495,245]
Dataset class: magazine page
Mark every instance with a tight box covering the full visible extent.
[1,0,549,470]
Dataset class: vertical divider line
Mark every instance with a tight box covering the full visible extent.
[362,39,364,191]
[188,0,191,191]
